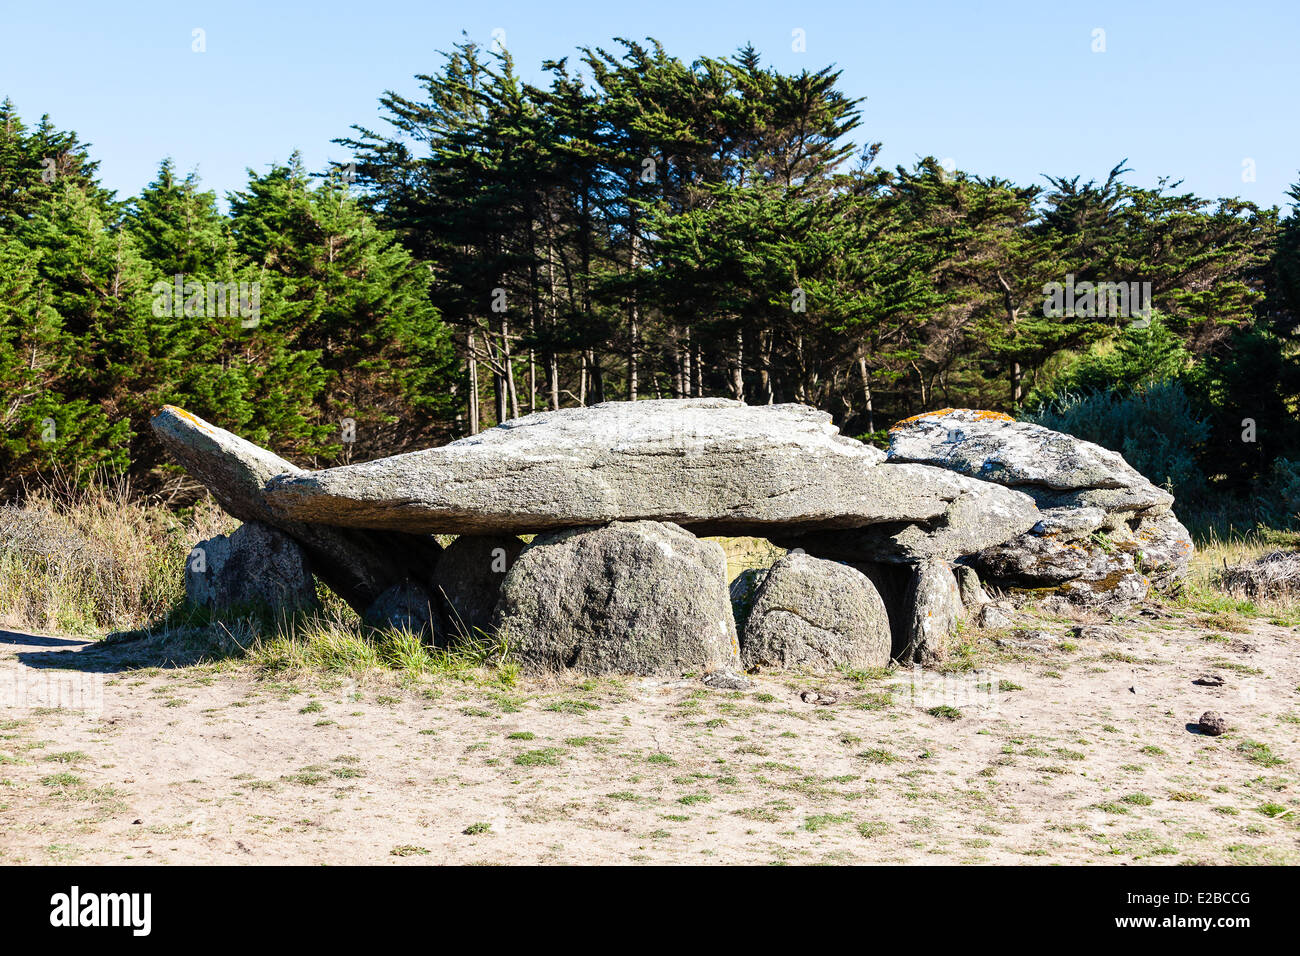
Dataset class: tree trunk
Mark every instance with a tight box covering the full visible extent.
[759,330,774,404]
[467,329,480,434]
[628,233,640,401]
[586,349,605,404]
[677,326,691,399]
[729,328,744,401]
[858,353,875,433]
[501,315,519,420]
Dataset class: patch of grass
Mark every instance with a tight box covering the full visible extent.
[854,691,894,711]
[43,751,88,764]
[462,822,492,835]
[733,801,792,823]
[390,844,430,857]
[1256,803,1291,819]
[1237,741,1286,768]
[857,748,900,765]
[40,772,83,787]
[1093,802,1131,815]
[646,753,676,765]
[926,705,963,721]
[1121,793,1154,806]
[804,813,852,832]
[544,699,600,714]
[282,771,327,786]
[506,731,535,740]
[677,792,712,805]
[842,666,891,683]
[513,748,564,767]
[0,479,219,635]
[246,613,516,685]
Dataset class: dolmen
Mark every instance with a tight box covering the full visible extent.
[152,399,1192,676]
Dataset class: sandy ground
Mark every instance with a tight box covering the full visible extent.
[1,605,1297,865]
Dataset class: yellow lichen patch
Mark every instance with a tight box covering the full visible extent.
[888,407,1015,431]
[162,405,210,432]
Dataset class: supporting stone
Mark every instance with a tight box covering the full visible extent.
[432,534,524,641]
[362,581,445,644]
[899,558,964,666]
[185,521,319,614]
[492,520,738,676]
[741,553,891,671]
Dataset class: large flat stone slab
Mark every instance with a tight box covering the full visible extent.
[774,477,1039,563]
[261,399,1037,538]
[152,406,442,612]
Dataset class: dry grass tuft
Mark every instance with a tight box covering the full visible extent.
[1217,549,1300,600]
[0,475,233,635]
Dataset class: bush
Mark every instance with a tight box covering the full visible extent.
[1263,458,1300,526]
[0,475,233,634]
[1023,380,1210,504]
[1038,316,1191,398]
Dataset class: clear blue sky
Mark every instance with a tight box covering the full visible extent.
[3,0,1297,210]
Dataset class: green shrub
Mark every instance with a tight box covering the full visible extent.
[1263,458,1300,526]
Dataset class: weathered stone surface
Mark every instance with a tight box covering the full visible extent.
[728,568,768,632]
[978,508,1190,595]
[492,520,739,676]
[1132,510,1194,587]
[186,521,319,613]
[1072,623,1123,642]
[702,670,751,690]
[773,474,1039,563]
[432,534,524,640]
[363,582,444,643]
[741,553,891,671]
[153,406,441,612]
[1051,570,1151,611]
[973,532,1130,585]
[261,399,1034,539]
[1198,711,1228,736]
[953,565,988,608]
[889,408,1170,507]
[1032,506,1108,538]
[975,601,1015,629]
[886,409,1192,605]
[899,559,963,666]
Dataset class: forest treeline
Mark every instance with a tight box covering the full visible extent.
[2,38,1300,524]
